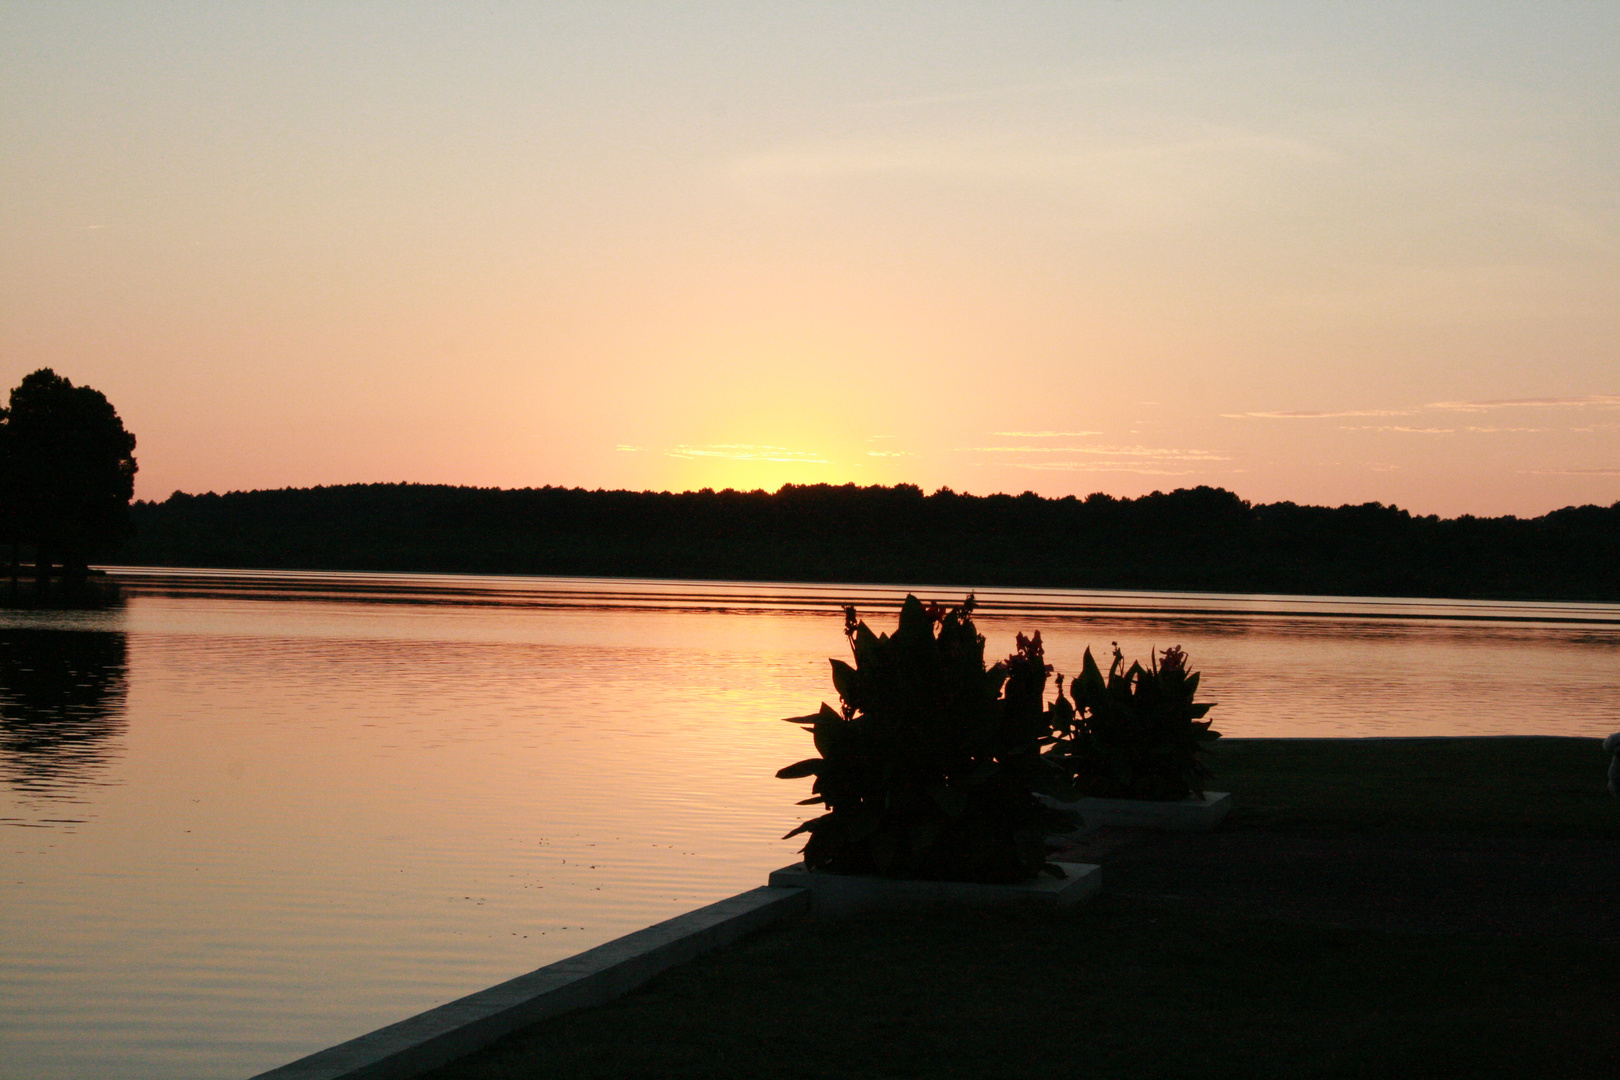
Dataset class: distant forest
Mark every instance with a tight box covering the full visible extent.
[121,482,1620,601]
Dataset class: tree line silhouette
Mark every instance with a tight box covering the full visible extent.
[122,482,1620,601]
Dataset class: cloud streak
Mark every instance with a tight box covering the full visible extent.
[726,126,1332,199]
[664,444,829,463]
[1222,409,1414,419]
[1427,395,1620,411]
[960,444,1229,461]
[1011,462,1199,475]
[1517,467,1620,476]
[1336,425,1550,434]
[857,76,1090,112]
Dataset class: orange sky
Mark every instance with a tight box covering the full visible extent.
[3,3,1617,516]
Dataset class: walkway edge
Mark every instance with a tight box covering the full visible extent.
[251,885,810,1080]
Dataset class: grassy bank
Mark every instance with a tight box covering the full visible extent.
[423,737,1619,1079]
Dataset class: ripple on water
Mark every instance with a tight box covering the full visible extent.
[2,571,1617,1078]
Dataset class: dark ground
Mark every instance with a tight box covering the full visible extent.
[1075,824,1620,942]
[418,738,1620,1079]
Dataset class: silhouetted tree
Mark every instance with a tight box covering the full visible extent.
[0,369,138,594]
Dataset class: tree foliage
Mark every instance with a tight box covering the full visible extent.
[0,369,138,585]
[122,481,1620,601]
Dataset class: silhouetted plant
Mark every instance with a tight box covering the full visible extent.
[776,595,1074,883]
[1045,644,1220,801]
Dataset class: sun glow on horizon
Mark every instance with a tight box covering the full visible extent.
[3,3,1617,517]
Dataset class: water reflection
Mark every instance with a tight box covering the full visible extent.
[1,571,1616,1079]
[104,567,1620,626]
[0,628,129,797]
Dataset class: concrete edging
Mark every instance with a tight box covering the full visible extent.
[767,860,1101,915]
[250,884,809,1080]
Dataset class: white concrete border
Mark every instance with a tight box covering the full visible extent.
[250,884,808,1080]
[251,857,1106,1079]
[767,860,1101,915]
[1045,791,1232,833]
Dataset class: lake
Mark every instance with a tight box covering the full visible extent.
[3,569,1618,1079]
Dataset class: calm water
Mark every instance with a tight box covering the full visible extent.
[3,569,1618,1079]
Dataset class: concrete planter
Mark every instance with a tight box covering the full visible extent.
[767,860,1101,916]
[1045,791,1231,833]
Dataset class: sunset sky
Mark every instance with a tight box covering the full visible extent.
[3,3,1617,517]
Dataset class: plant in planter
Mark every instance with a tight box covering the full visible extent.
[776,595,1075,884]
[1044,643,1221,801]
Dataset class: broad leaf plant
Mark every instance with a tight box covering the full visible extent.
[777,595,1075,883]
[1045,643,1221,801]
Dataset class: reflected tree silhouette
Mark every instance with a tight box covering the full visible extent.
[0,629,128,796]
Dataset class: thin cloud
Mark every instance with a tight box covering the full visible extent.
[1345,425,1545,434]
[961,445,1121,453]
[1222,409,1414,419]
[960,444,1228,461]
[1012,462,1199,475]
[665,444,829,463]
[1227,397,1620,421]
[992,430,1103,438]
[1517,467,1620,476]
[1427,395,1620,411]
[728,128,1330,189]
[615,444,648,452]
[857,76,1090,112]
[867,450,915,458]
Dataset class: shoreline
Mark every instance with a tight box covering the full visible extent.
[412,734,1618,1079]
[257,736,1617,1079]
